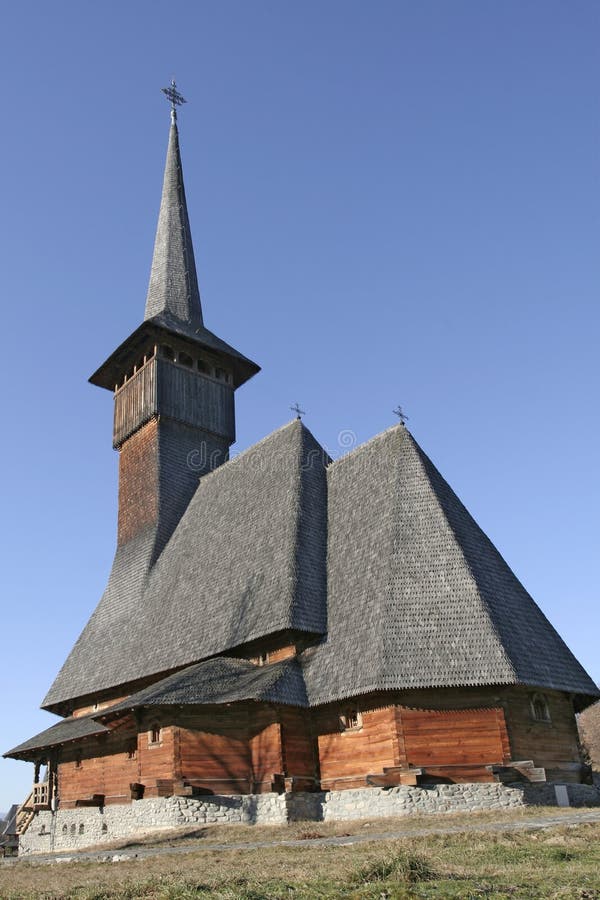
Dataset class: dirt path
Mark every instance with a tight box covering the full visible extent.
[3,808,600,868]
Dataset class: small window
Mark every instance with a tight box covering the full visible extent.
[197,359,208,373]
[70,823,76,835]
[79,823,85,835]
[179,351,193,368]
[215,366,229,381]
[62,824,68,835]
[127,740,137,760]
[101,822,108,834]
[340,707,362,732]
[161,344,175,361]
[530,693,551,723]
[149,724,161,745]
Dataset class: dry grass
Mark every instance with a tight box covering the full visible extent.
[1,816,600,898]
[53,804,585,855]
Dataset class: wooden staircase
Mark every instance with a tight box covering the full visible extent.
[14,782,51,838]
[14,791,35,837]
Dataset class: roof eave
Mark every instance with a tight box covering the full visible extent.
[89,321,260,391]
[4,728,109,761]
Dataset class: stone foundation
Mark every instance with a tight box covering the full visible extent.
[19,782,600,855]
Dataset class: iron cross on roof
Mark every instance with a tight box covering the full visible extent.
[161,80,187,117]
[291,402,306,419]
[393,405,409,425]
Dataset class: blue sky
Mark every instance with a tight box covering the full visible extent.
[1,1,598,812]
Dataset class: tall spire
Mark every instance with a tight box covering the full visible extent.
[89,83,259,393]
[145,83,203,327]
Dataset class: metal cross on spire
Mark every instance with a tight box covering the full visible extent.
[290,402,306,420]
[393,405,409,425]
[161,80,187,120]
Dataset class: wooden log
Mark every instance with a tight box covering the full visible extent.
[74,794,105,807]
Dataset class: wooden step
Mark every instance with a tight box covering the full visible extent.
[367,767,423,787]
[487,761,546,783]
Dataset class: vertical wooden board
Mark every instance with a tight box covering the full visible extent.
[279,707,318,779]
[496,708,512,762]
[393,705,408,768]
[250,722,282,786]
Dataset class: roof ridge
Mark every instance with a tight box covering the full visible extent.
[402,431,519,682]
[175,417,326,497]
[197,418,302,484]
[327,423,405,469]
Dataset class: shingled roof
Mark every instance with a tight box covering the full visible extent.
[100,657,308,715]
[4,715,110,760]
[43,419,328,712]
[42,418,597,719]
[302,424,598,705]
[144,113,203,328]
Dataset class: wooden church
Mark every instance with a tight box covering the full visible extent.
[5,93,598,812]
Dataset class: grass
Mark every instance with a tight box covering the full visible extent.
[1,815,600,898]
[35,805,589,855]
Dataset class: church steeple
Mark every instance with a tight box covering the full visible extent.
[89,86,259,397]
[85,86,259,562]
[144,105,203,328]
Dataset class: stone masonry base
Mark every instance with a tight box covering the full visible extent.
[19,782,600,855]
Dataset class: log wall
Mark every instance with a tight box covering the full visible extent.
[55,686,585,804]
[401,707,509,767]
[390,685,581,774]
[137,716,178,796]
[311,686,582,787]
[178,708,254,794]
[315,704,397,790]
[58,728,141,807]
[502,689,582,777]
[279,706,319,785]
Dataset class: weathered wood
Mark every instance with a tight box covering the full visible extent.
[400,707,508,768]
[279,706,318,786]
[113,358,235,449]
[74,795,105,807]
[53,686,588,804]
[366,767,422,787]
[315,704,397,788]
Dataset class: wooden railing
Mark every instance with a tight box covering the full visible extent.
[12,781,51,839]
[33,782,49,808]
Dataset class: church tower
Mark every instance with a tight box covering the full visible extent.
[90,87,259,563]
